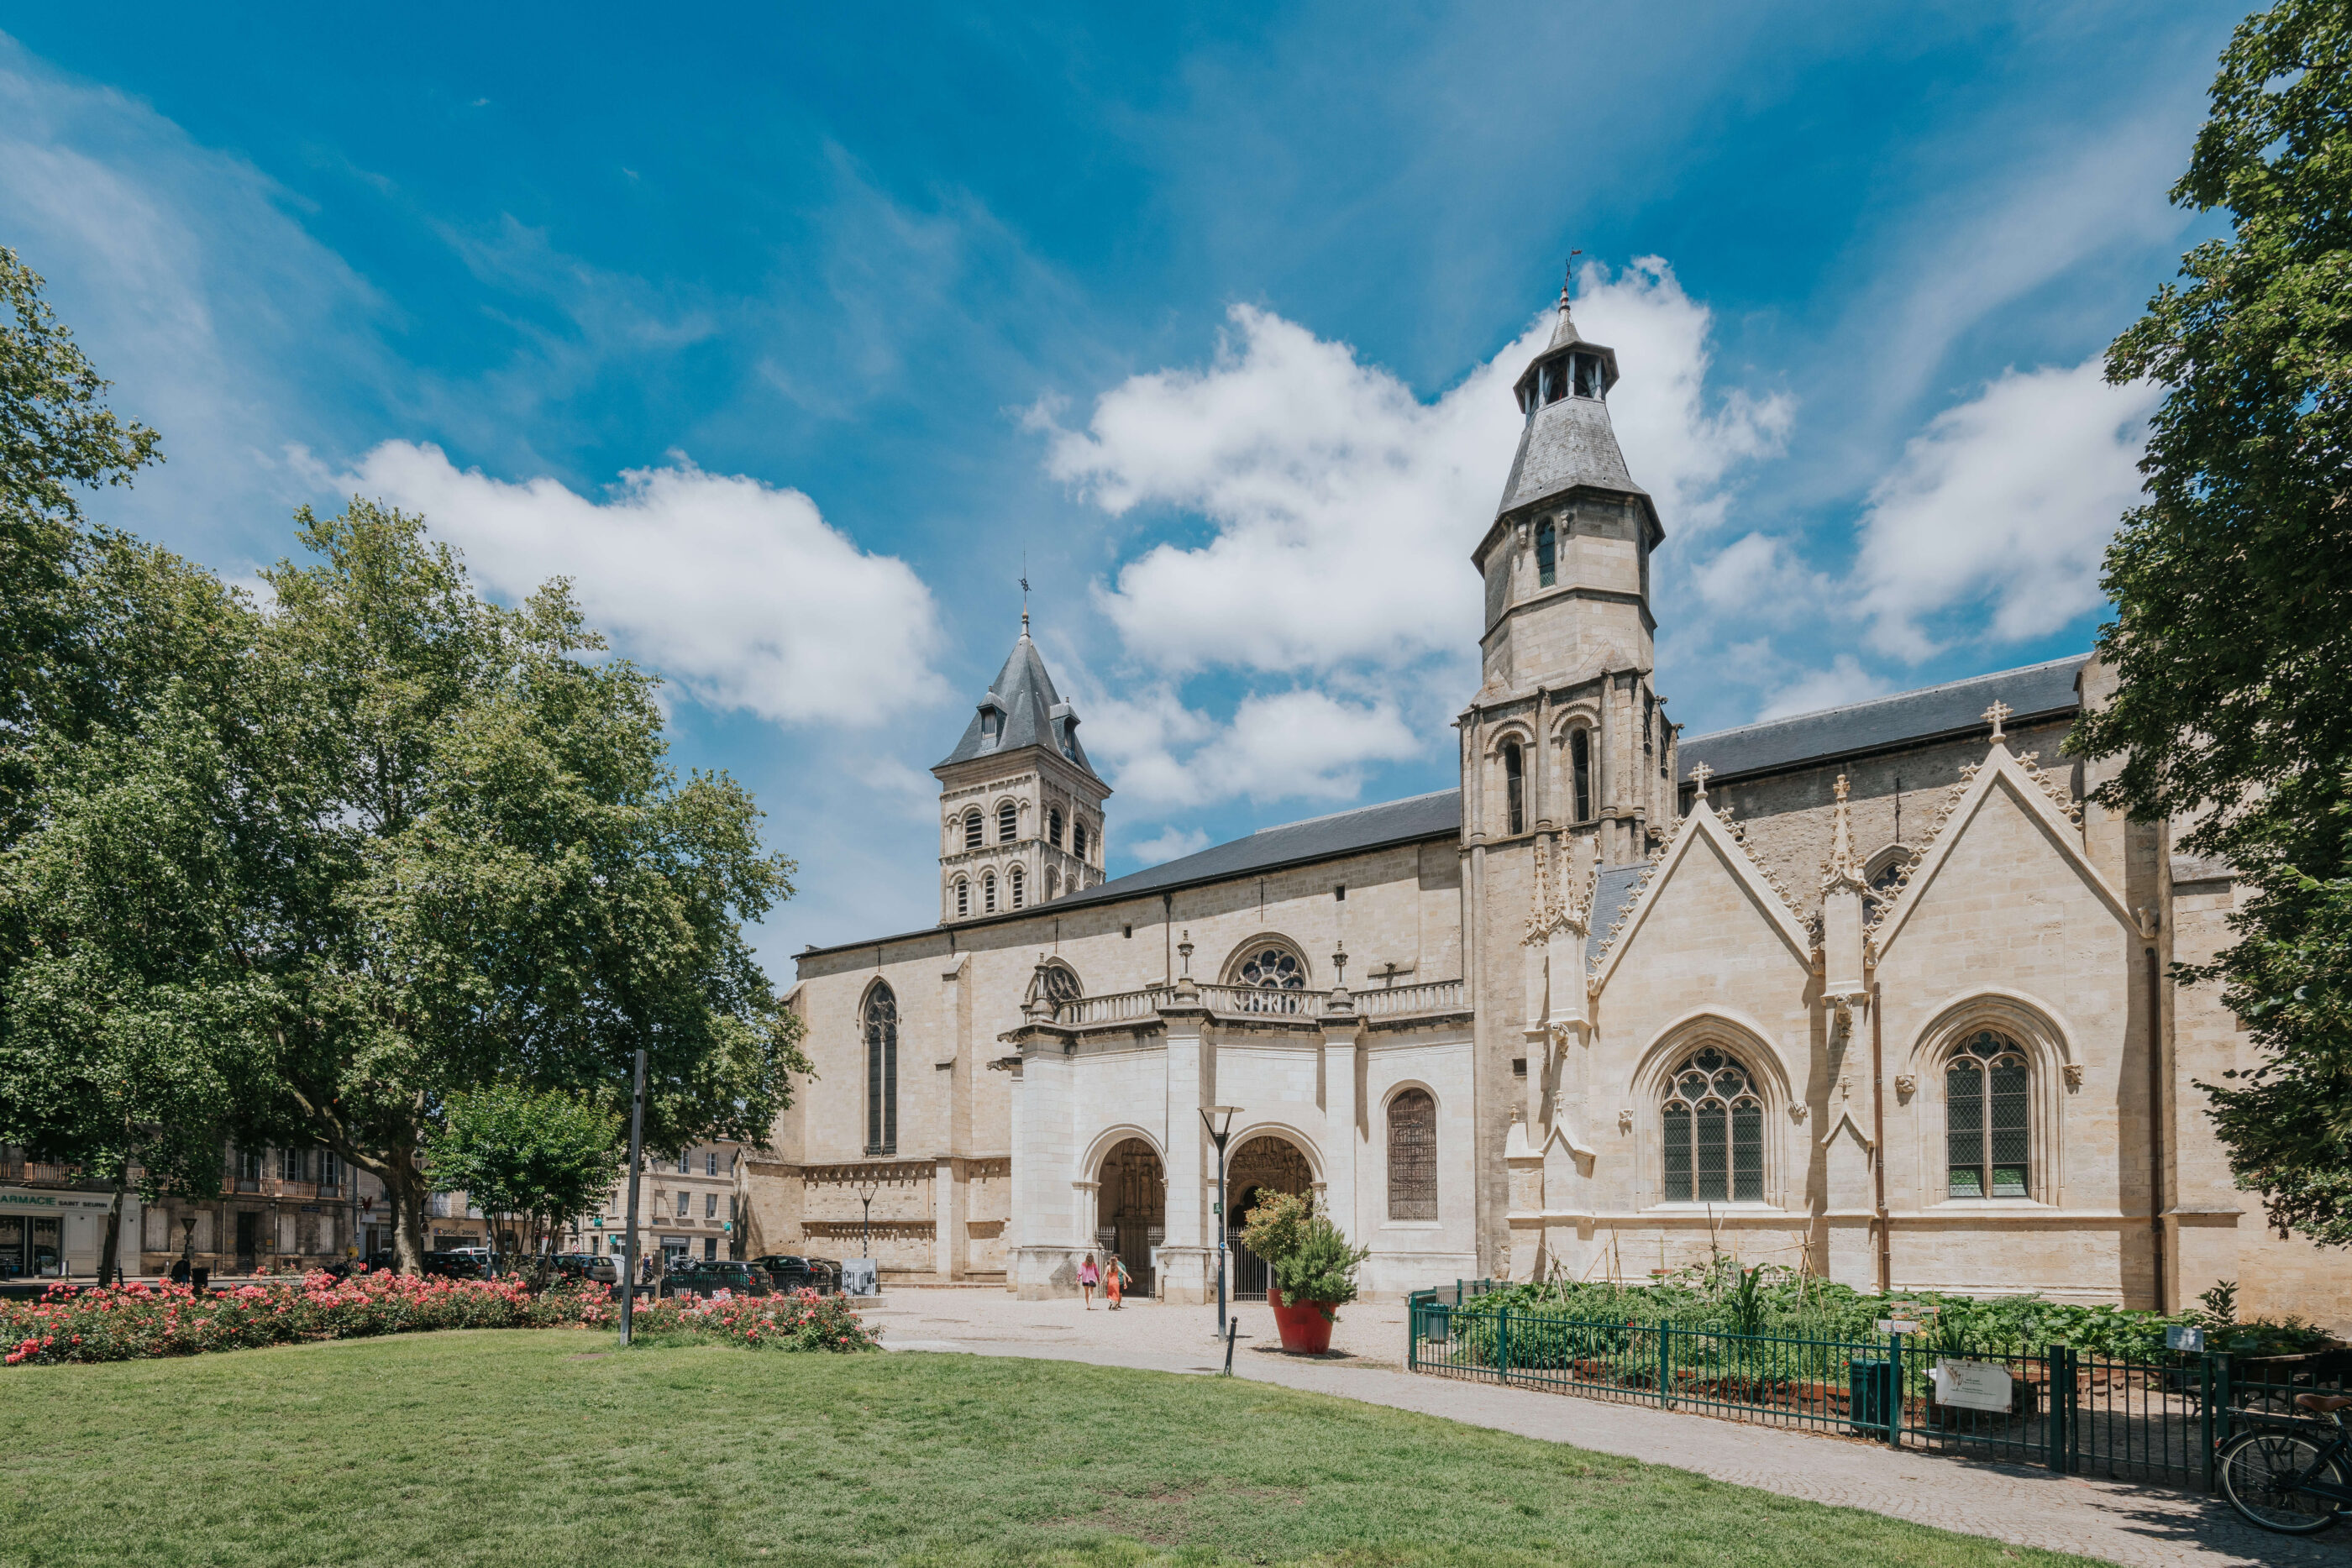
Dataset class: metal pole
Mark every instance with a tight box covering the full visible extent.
[863,1197,872,1258]
[619,1047,645,1346]
[1214,1134,1228,1339]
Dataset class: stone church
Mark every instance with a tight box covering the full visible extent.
[749,286,2349,1329]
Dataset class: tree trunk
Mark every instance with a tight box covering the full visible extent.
[381,1146,431,1275]
[98,1171,127,1287]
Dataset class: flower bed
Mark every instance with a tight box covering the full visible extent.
[2,1272,878,1366]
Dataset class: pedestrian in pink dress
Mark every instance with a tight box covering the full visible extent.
[1078,1251,1100,1308]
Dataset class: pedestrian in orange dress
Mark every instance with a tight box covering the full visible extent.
[1105,1254,1126,1310]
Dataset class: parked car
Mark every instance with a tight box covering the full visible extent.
[419,1251,489,1279]
[660,1261,772,1300]
[749,1254,838,1295]
[550,1252,617,1284]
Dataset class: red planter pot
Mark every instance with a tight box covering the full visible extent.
[1268,1287,1336,1355]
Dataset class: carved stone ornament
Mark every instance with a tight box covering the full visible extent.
[1788,1103,1809,1125]
[2063,1062,2085,1090]
[1617,1107,1634,1134]
[1894,1073,1917,1100]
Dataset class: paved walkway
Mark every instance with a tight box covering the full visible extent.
[860,1287,2349,1568]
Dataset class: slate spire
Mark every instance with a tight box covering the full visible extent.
[1493,278,1656,534]
[933,619,1100,782]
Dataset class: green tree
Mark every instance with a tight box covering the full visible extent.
[423,1084,623,1272]
[0,247,162,852]
[0,682,275,1282]
[248,499,809,1272]
[2075,0,2352,1245]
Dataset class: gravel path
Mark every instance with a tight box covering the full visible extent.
[858,1287,2350,1568]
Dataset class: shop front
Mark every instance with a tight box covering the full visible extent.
[0,1187,127,1278]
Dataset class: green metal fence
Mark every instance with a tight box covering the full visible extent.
[1404,1283,2349,1493]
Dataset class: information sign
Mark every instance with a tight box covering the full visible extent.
[2166,1324,2206,1353]
[1877,1319,1922,1335]
[1931,1359,2013,1413]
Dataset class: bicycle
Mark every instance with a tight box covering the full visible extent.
[2217,1392,2352,1534]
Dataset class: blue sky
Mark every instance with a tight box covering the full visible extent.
[1,3,2238,966]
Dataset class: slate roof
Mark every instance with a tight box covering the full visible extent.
[1495,299,1651,525]
[933,627,1100,782]
[1677,654,2088,785]
[1586,864,1647,966]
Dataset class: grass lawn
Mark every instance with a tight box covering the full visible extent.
[2,1329,2100,1568]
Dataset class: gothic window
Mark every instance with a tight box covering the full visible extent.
[1863,849,1909,921]
[1570,728,1593,823]
[1536,519,1557,588]
[1049,807,1064,848]
[1042,963,1082,1009]
[1946,1031,2029,1198]
[963,810,983,851]
[984,873,998,913]
[1233,944,1307,1013]
[1503,741,1525,835]
[864,983,898,1156]
[998,800,1018,843]
[1387,1088,1438,1220]
[1010,865,1026,909]
[1073,821,1089,862]
[953,878,969,918]
[1660,1047,1764,1203]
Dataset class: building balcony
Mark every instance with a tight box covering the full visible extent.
[1047,977,1467,1029]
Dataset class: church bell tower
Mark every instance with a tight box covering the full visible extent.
[1462,277,1677,868]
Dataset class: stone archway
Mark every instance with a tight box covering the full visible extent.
[1226,1134,1314,1301]
[1095,1138,1164,1298]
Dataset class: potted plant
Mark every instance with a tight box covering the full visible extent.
[1239,1192,1370,1355]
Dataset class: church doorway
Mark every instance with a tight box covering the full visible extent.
[1095,1139,1164,1298]
[1225,1135,1314,1302]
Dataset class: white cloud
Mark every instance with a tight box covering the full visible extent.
[1689,531,1827,615]
[1850,359,2159,660]
[344,441,947,726]
[1756,655,1893,721]
[1126,826,1210,867]
[1076,682,1421,815]
[1571,259,1793,534]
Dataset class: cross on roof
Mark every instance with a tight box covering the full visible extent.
[1688,761,1713,797]
[1983,699,2012,742]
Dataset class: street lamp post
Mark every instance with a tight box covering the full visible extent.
[619,1047,646,1346]
[857,1177,881,1258]
[1199,1104,1241,1339]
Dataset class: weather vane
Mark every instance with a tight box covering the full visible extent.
[1563,249,1583,300]
[1020,548,1031,632]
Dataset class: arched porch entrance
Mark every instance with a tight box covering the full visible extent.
[1226,1134,1314,1302]
[1095,1138,1164,1298]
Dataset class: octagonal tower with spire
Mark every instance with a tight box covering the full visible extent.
[933,614,1110,924]
[1462,279,1677,870]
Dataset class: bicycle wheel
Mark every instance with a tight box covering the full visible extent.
[2218,1429,2346,1534]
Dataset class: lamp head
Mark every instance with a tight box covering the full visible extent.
[1200,1104,1242,1143]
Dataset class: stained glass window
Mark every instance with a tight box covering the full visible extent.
[1387,1089,1437,1220]
[864,983,898,1156]
[1659,1048,1764,1203]
[1946,1030,2029,1198]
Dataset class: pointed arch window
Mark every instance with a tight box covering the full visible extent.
[1946,1031,2029,1198]
[864,983,898,1156]
[1660,1048,1763,1203]
[1387,1088,1437,1220]
[963,810,983,851]
[983,872,997,914]
[1503,741,1525,836]
[1536,519,1557,588]
[953,878,969,918]
[1570,728,1593,823]
[998,801,1018,843]
[1009,865,1025,909]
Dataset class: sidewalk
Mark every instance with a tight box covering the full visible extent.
[861,1287,2349,1568]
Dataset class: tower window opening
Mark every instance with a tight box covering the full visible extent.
[980,708,999,743]
[984,873,998,913]
[1073,822,1089,862]
[1503,741,1525,836]
[998,801,1018,843]
[1573,352,1605,399]
[1536,519,1557,588]
[1010,866,1025,909]
[954,878,969,918]
[1539,358,1569,406]
[1571,727,1593,823]
[963,810,982,851]
[1049,807,1064,848]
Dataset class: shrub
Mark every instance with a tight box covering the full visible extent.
[1,1271,878,1366]
[1240,1191,1370,1320]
